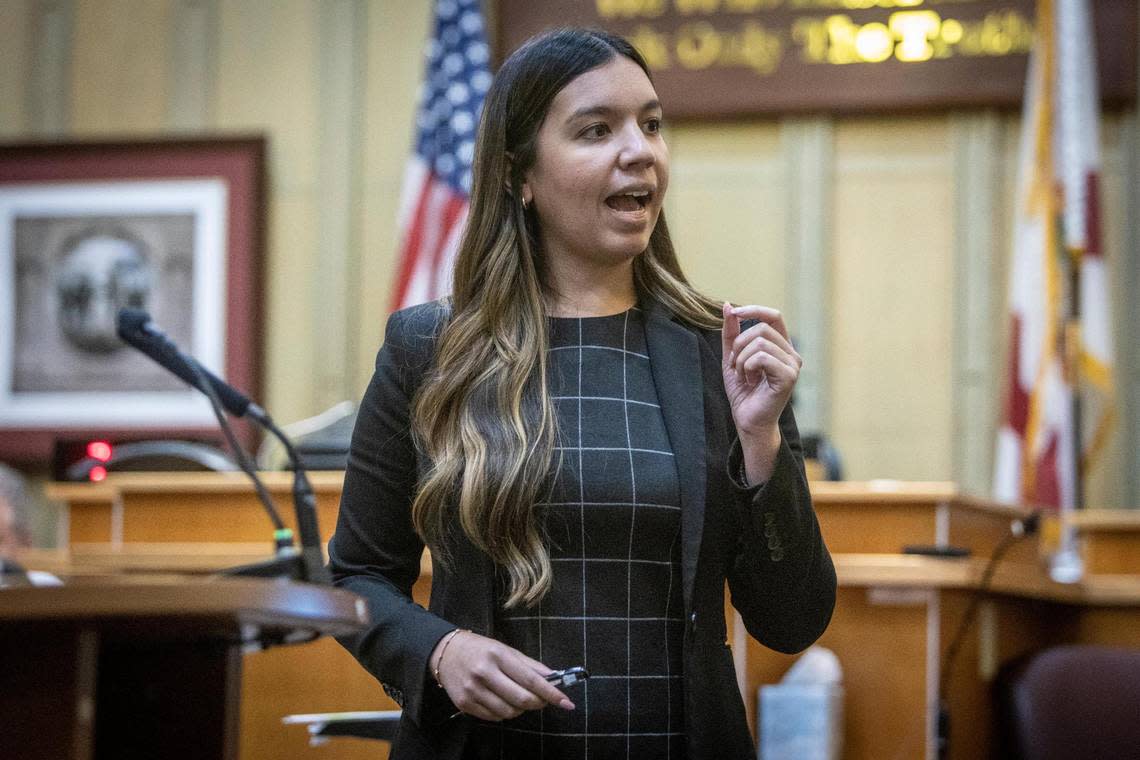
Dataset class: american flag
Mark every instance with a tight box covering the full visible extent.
[390,0,493,310]
[993,0,1114,578]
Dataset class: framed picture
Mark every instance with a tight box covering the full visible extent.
[0,138,266,464]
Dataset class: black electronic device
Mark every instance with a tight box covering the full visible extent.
[545,667,590,688]
[902,544,972,558]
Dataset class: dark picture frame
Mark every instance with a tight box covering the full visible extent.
[0,137,266,465]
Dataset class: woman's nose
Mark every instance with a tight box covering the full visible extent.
[617,123,655,169]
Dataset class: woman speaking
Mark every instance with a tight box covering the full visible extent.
[329,27,836,760]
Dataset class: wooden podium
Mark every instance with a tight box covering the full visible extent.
[0,576,367,760]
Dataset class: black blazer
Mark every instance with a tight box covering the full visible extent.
[329,294,836,759]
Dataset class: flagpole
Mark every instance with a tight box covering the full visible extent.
[1067,259,1084,511]
[1045,0,1084,583]
[1063,271,1085,582]
[1054,272,1085,582]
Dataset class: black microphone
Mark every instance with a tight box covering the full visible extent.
[116,308,266,422]
[116,308,331,585]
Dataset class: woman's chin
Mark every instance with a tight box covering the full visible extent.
[599,232,654,261]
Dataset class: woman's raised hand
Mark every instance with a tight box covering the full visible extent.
[430,630,575,721]
[720,302,803,484]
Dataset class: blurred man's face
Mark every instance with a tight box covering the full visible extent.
[0,498,23,556]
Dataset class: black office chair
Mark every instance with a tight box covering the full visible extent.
[801,433,843,481]
[994,645,1140,760]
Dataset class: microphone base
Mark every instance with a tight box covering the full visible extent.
[220,549,331,584]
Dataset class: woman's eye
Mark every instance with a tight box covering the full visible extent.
[645,118,662,134]
[582,123,610,139]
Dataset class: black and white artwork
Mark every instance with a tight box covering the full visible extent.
[0,179,228,428]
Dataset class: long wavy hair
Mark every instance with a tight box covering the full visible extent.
[410,28,722,608]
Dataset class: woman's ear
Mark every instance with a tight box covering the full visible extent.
[505,153,533,208]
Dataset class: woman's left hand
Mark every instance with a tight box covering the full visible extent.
[721,302,802,484]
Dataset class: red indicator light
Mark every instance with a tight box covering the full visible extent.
[87,440,113,462]
[89,465,108,482]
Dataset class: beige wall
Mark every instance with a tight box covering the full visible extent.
[4,0,1138,516]
[830,118,958,481]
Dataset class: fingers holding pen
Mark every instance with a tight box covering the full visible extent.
[509,651,577,710]
[433,630,574,721]
[727,304,792,342]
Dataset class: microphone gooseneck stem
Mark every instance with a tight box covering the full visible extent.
[935,511,1039,757]
[937,530,1018,701]
[257,414,332,584]
[181,349,287,534]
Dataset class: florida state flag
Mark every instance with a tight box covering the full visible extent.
[993,0,1114,522]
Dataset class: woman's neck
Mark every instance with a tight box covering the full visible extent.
[545,257,637,318]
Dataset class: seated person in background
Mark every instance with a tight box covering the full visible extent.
[0,463,61,586]
[0,463,32,558]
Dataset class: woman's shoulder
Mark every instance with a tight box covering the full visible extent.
[389,297,451,334]
[375,298,452,379]
[384,298,451,348]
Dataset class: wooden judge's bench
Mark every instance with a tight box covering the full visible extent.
[30,474,1140,760]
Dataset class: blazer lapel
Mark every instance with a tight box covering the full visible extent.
[643,299,707,615]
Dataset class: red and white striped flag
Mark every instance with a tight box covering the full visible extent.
[390,0,492,310]
[994,0,1114,516]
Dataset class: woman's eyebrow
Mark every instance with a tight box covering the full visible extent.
[566,99,662,123]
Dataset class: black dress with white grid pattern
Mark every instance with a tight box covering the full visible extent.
[466,307,687,760]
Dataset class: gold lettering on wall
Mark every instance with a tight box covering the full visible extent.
[598,0,1033,71]
[597,0,669,20]
[891,11,940,61]
[791,9,1032,67]
[504,0,1135,116]
[788,0,928,8]
[674,0,723,14]
[674,20,784,73]
[628,25,674,67]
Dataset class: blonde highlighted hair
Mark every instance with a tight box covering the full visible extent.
[410,28,721,608]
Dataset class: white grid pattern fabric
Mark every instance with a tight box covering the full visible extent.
[467,307,687,760]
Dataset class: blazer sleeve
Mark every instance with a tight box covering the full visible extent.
[327,305,458,727]
[724,404,837,654]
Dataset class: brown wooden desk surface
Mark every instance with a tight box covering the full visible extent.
[44,470,348,498]
[23,546,1140,606]
[0,575,367,636]
[35,475,1140,760]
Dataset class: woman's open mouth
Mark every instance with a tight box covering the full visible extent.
[605,190,651,212]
